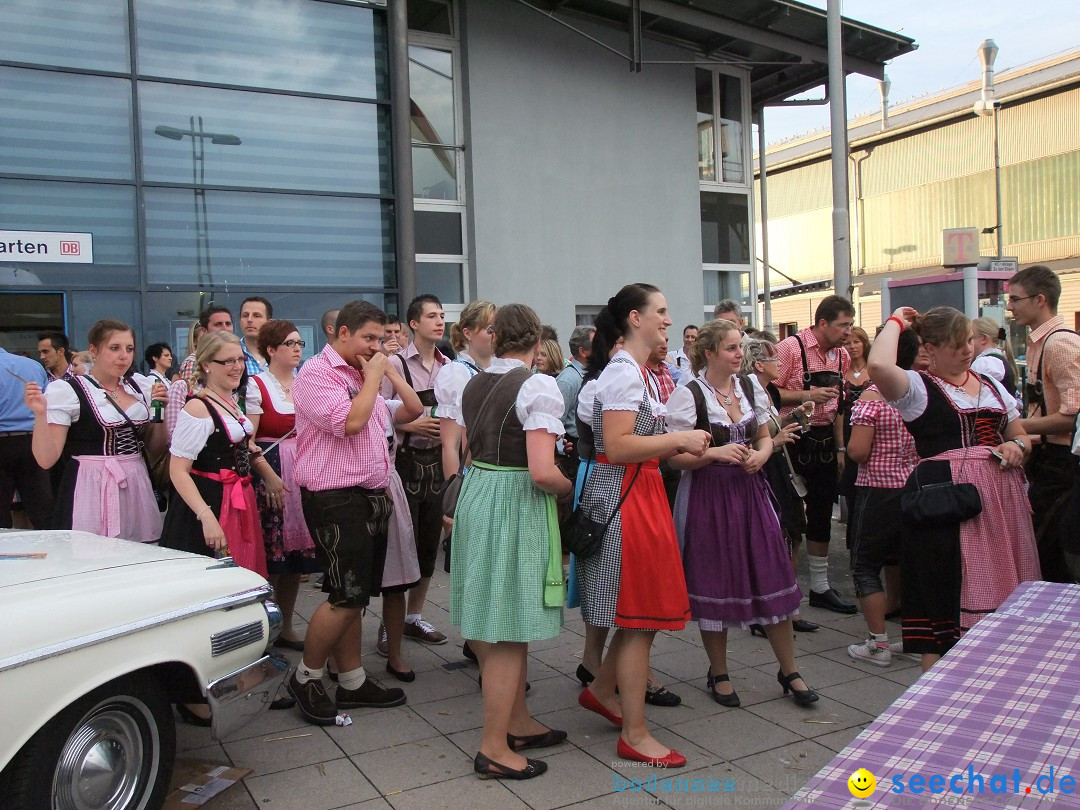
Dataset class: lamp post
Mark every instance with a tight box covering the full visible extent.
[972,39,1003,259]
[154,116,241,288]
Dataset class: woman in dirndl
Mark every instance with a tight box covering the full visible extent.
[869,306,1040,671]
[451,303,572,781]
[668,320,817,708]
[575,284,711,769]
[160,331,275,578]
[434,300,496,666]
[245,320,319,652]
[26,318,168,541]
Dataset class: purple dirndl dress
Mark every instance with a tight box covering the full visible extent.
[672,409,801,630]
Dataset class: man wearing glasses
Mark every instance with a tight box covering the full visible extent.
[1007,265,1080,582]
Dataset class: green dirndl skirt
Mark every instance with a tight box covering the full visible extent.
[449,460,564,643]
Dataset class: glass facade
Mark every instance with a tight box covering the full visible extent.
[0,0,393,356]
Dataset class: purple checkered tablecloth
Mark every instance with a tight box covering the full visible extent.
[997,581,1080,625]
[783,608,1080,808]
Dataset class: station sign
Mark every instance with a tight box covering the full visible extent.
[0,230,93,263]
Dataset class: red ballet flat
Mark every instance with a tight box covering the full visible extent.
[578,688,622,728]
[616,737,687,768]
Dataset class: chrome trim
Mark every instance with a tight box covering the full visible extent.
[0,584,273,674]
[264,599,283,645]
[207,654,288,740]
[210,621,264,657]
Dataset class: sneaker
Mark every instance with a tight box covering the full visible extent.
[847,639,892,668]
[403,618,447,645]
[285,671,338,725]
[336,676,407,709]
[375,623,389,657]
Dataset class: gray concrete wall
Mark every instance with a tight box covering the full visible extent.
[460,0,704,347]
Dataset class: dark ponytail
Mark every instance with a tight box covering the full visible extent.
[584,283,660,380]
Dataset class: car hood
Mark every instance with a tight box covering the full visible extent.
[0,531,270,663]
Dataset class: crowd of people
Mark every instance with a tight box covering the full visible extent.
[1,265,1078,779]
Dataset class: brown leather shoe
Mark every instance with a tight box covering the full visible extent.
[403,618,447,645]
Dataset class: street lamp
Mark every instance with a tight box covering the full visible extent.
[972,39,1003,259]
[154,116,242,288]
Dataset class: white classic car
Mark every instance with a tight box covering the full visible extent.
[0,530,287,810]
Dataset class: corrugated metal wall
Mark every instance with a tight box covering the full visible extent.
[756,83,1080,296]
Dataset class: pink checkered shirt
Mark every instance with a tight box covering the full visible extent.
[292,344,390,492]
[648,363,676,404]
[775,326,850,426]
[850,387,917,489]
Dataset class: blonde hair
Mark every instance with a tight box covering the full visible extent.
[194,331,242,386]
[972,316,1019,383]
[848,326,871,361]
[185,320,206,357]
[449,300,496,352]
[689,318,741,375]
[537,339,564,376]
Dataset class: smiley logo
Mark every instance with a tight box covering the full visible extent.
[847,768,876,798]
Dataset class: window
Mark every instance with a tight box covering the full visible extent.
[135,0,388,99]
[696,69,747,185]
[407,0,453,35]
[701,192,750,265]
[0,0,128,72]
[410,44,460,200]
[140,82,391,194]
[416,261,463,304]
[0,67,133,180]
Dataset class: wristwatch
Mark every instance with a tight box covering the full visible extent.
[1011,437,1027,451]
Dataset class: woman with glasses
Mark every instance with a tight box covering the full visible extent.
[161,332,280,578]
[244,320,317,652]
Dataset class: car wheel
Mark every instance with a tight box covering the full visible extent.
[0,673,176,810]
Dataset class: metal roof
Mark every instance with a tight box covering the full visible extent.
[519,0,916,106]
[762,49,1080,169]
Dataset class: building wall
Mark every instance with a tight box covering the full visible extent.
[756,80,1080,332]
[461,0,704,341]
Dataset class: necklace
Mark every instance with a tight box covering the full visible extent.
[203,390,241,419]
[90,375,122,395]
[707,374,735,407]
[852,362,867,379]
[269,372,293,396]
[931,370,971,394]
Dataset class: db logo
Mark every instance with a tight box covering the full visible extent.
[60,241,81,256]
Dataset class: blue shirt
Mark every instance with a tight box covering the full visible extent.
[0,348,48,432]
[241,341,267,376]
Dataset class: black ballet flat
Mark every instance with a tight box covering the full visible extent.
[792,619,820,633]
[386,662,416,683]
[269,697,296,711]
[777,670,819,706]
[706,670,740,708]
[576,663,595,687]
[463,641,478,663]
[749,623,767,638]
[474,751,548,780]
[507,728,568,750]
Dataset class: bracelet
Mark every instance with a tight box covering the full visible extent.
[195,506,213,522]
[886,316,905,331]
[837,446,848,453]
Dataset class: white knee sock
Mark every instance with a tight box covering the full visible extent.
[296,662,325,684]
[338,666,367,691]
[808,555,830,593]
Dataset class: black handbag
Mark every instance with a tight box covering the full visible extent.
[561,461,640,559]
[900,479,982,527]
[440,472,462,518]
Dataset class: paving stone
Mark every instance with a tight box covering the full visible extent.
[223,726,344,776]
[813,725,868,754]
[731,738,838,791]
[743,694,874,741]
[384,773,529,810]
[245,757,378,808]
[326,706,442,756]
[665,709,803,760]
[410,690,485,734]
[350,736,476,795]
[818,672,909,717]
[504,748,626,809]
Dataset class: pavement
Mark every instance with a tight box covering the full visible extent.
[177,516,923,810]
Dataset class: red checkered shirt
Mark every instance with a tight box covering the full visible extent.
[292,344,390,492]
[850,387,917,489]
[775,326,850,426]
[648,363,676,404]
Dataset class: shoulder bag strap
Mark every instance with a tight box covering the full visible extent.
[794,335,811,390]
[1035,329,1075,417]
[395,354,415,450]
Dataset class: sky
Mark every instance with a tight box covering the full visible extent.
[763,0,1078,146]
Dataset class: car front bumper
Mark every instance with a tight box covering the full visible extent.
[207,653,288,739]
